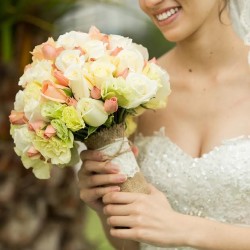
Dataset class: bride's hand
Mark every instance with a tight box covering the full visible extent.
[78,150,127,213]
[102,184,187,247]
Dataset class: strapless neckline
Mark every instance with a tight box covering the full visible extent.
[139,127,250,160]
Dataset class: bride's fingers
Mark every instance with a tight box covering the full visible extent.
[103,191,141,204]
[86,173,127,187]
[80,149,107,162]
[109,227,137,240]
[84,160,120,174]
[103,204,132,216]
[107,215,136,228]
[79,186,121,203]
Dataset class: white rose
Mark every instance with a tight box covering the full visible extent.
[129,43,149,61]
[56,31,90,49]
[14,90,24,111]
[123,73,158,109]
[109,34,132,50]
[12,126,33,156]
[18,60,54,87]
[24,99,43,122]
[144,63,171,109]
[22,82,45,121]
[84,40,106,59]
[116,49,144,73]
[77,98,108,127]
[64,64,91,100]
[55,49,85,72]
[90,59,116,87]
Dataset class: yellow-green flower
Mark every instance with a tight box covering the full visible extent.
[41,101,67,119]
[62,106,85,132]
[33,128,73,165]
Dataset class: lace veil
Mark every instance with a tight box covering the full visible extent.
[229,0,250,45]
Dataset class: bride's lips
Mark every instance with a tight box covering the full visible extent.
[154,6,182,27]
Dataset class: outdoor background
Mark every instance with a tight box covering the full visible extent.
[0,1,173,249]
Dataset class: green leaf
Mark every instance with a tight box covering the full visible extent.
[62,88,73,97]
[104,115,114,128]
[87,126,98,138]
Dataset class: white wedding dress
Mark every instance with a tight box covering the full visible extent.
[135,128,250,250]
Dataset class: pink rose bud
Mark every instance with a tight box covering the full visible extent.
[90,86,101,99]
[53,69,69,87]
[9,111,27,125]
[149,57,157,64]
[56,47,64,56]
[104,97,118,114]
[27,146,40,158]
[89,26,102,40]
[111,47,123,56]
[28,121,46,131]
[44,125,56,139]
[42,44,57,60]
[117,68,129,79]
[66,97,77,107]
[75,46,86,55]
[101,34,109,44]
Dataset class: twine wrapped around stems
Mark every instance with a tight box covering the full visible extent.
[84,124,150,194]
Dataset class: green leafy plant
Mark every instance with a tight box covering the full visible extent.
[0,0,78,63]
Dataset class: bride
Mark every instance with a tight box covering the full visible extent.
[78,0,250,249]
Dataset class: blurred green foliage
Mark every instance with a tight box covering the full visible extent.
[84,207,115,250]
[0,0,78,63]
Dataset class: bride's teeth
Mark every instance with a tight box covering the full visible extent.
[156,8,179,21]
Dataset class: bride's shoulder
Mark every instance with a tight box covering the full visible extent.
[137,109,166,136]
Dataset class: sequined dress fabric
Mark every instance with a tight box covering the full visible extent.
[135,128,250,250]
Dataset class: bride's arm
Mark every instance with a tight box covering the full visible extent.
[180,214,250,250]
[102,184,250,250]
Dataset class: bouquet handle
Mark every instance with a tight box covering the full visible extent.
[84,124,150,194]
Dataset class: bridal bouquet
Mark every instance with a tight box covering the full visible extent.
[9,26,171,193]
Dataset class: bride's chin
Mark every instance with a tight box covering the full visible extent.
[161,30,186,43]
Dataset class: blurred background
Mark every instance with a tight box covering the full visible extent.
[0,0,173,249]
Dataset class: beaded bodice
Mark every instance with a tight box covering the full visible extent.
[135,128,250,250]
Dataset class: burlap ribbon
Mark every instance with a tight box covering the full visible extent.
[84,124,150,194]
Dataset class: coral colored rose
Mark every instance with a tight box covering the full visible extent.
[149,57,157,64]
[41,80,68,103]
[9,111,27,125]
[116,68,129,79]
[89,26,103,40]
[31,38,56,60]
[53,69,69,86]
[27,146,40,158]
[66,97,78,107]
[110,47,123,56]
[28,120,46,131]
[42,44,58,60]
[44,124,56,138]
[104,97,118,114]
[90,86,101,99]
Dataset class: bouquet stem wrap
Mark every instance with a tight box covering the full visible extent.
[84,124,150,194]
